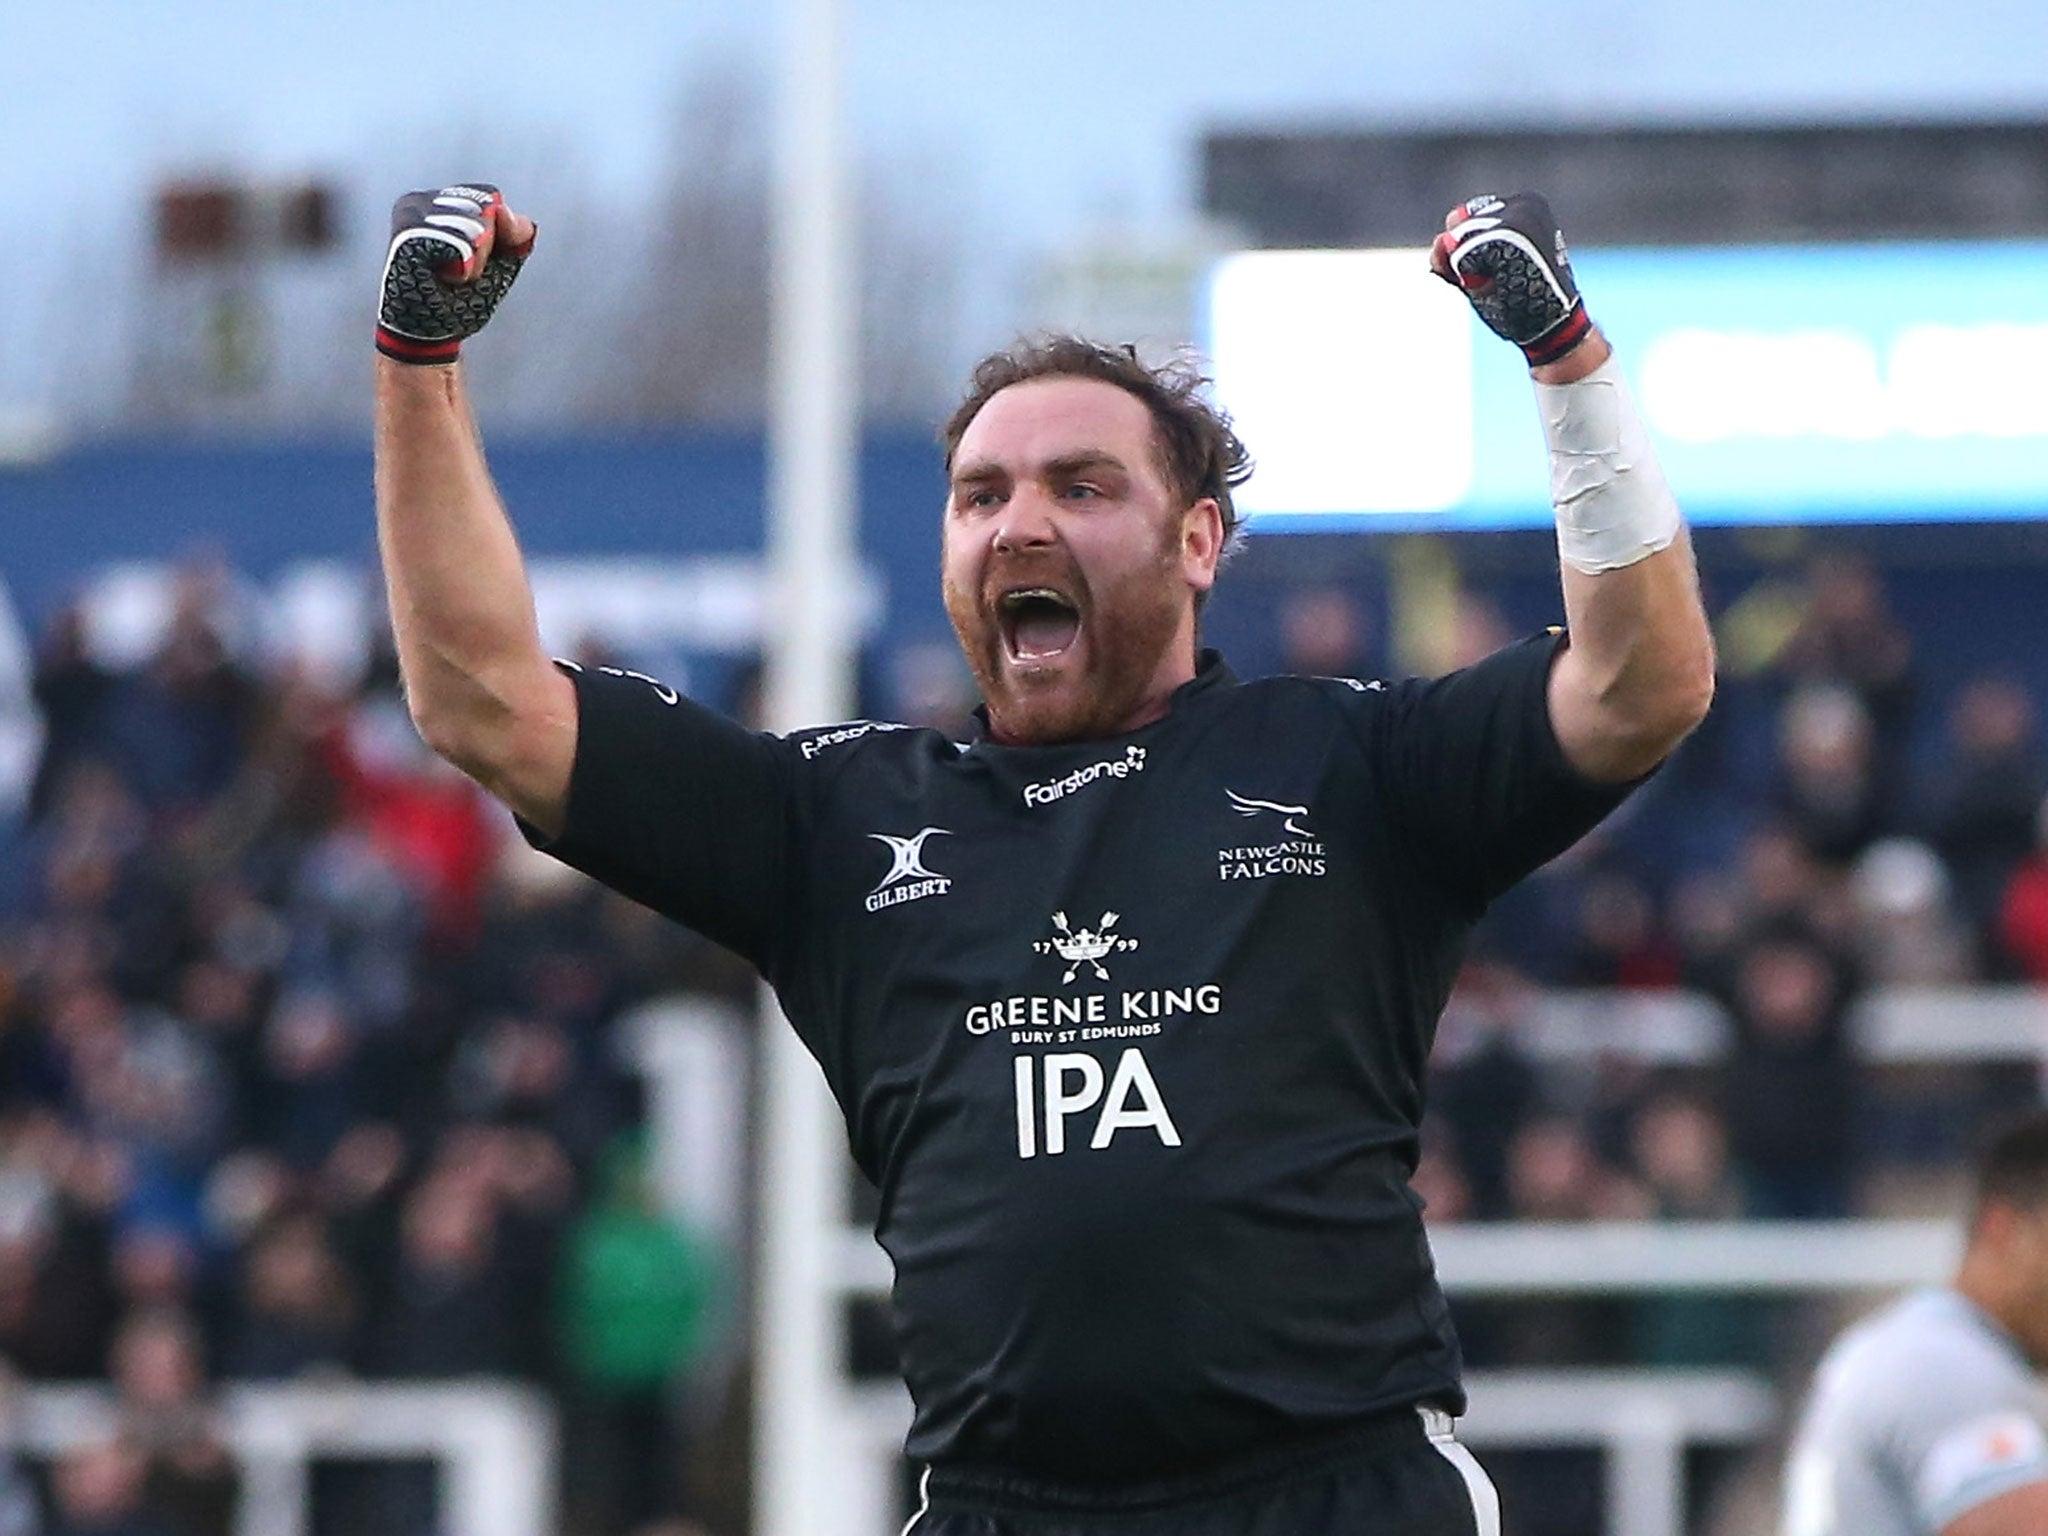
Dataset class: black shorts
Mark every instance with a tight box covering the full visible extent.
[906,1407,1501,1536]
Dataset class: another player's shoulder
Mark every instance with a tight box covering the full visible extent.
[1818,1290,2030,1411]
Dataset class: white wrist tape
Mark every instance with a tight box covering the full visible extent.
[1535,355,1683,574]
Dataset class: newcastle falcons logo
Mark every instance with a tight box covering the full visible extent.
[865,827,953,912]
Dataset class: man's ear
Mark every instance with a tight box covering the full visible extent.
[1976,1201,2024,1255]
[1182,498,1224,592]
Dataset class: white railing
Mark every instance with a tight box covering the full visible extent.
[1520,984,2048,1063]
[5,1381,556,1536]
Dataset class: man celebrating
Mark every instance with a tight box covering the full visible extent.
[375,185,1713,1534]
[1782,1114,2048,1536]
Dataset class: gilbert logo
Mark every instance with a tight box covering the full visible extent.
[865,827,952,912]
[1023,745,1147,807]
[1033,911,1138,983]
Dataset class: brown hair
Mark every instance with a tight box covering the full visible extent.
[1975,1111,2048,1218]
[941,335,1255,560]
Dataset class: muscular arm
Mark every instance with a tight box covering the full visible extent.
[1536,332,1716,784]
[1943,1480,2048,1536]
[374,354,576,836]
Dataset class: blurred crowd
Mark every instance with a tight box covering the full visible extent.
[2,548,2046,1536]
[1416,551,2047,1247]
[1,569,742,1536]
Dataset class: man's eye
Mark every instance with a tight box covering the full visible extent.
[970,489,1003,509]
[1063,484,1101,500]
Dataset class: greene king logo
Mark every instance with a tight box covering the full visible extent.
[865,827,952,912]
[1032,910,1139,983]
[1023,745,1147,807]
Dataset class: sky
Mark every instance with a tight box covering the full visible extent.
[5,0,2048,424]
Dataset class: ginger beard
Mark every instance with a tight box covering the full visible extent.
[943,512,1190,746]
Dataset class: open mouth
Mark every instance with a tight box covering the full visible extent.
[997,587,1082,663]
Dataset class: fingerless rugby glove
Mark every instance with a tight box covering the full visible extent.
[375,184,533,365]
[1435,192,1591,367]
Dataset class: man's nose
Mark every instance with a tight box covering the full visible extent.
[992,487,1057,554]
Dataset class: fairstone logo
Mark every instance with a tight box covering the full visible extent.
[1022,745,1148,807]
[801,720,908,759]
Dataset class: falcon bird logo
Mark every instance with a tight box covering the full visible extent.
[1225,790,1315,838]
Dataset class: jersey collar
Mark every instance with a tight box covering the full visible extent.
[965,649,1235,744]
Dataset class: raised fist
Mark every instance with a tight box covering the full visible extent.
[375,184,536,365]
[1431,192,1590,367]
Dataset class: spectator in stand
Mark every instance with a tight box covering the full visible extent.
[1630,1091,1741,1223]
[448,1124,574,1382]
[320,689,497,945]
[463,850,630,1033]
[1463,1114,1642,1536]
[1774,683,1888,867]
[1276,585,1376,679]
[1425,963,1541,1220]
[161,955,267,1172]
[278,825,420,1039]
[109,1309,237,1536]
[198,1149,290,1255]
[28,602,116,827]
[102,573,256,822]
[28,766,145,924]
[1998,797,2048,984]
[226,1213,356,1379]
[254,991,361,1172]
[1711,918,1863,1218]
[1848,838,1976,986]
[47,1441,165,1536]
[316,1123,408,1310]
[360,1156,522,1536]
[368,1164,515,1378]
[107,1229,202,1331]
[1627,1092,1765,1368]
[1408,1118,1475,1227]
[1481,1116,1644,1365]
[885,639,980,737]
[1776,550,1916,814]
[1561,870,1683,989]
[559,1135,720,1536]
[0,1118,124,1381]
[1929,675,2047,973]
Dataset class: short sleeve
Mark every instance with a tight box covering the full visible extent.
[519,663,799,973]
[1372,631,1641,913]
[1913,1410,2048,1530]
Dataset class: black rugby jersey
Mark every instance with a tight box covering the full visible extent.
[528,634,1635,1485]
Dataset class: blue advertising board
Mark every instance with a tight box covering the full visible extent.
[1205,242,2048,530]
